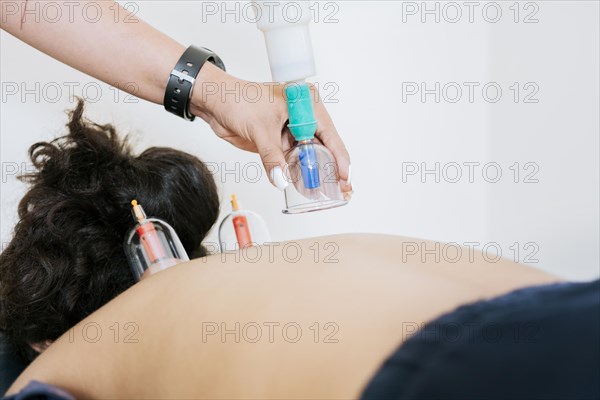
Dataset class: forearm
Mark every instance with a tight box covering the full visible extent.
[1,0,353,186]
[0,0,185,104]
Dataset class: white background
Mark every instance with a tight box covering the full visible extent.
[1,1,598,280]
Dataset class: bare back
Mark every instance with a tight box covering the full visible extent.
[9,234,560,399]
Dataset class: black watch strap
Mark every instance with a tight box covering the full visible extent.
[164,45,226,121]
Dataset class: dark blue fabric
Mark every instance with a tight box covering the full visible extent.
[2,381,73,400]
[361,279,600,400]
[0,334,26,396]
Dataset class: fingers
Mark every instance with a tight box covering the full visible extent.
[254,134,289,191]
[221,135,258,153]
[207,120,258,153]
[313,102,353,193]
[280,126,295,153]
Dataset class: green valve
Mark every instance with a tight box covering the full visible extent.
[285,83,317,142]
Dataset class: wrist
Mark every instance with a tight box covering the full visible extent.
[189,62,229,121]
[164,46,226,121]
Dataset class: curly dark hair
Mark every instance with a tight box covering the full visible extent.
[0,99,220,362]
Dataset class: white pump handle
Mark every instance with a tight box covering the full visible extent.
[253,1,317,82]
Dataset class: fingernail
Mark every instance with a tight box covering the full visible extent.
[270,166,289,191]
[344,190,354,202]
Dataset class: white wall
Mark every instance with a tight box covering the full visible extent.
[1,1,598,280]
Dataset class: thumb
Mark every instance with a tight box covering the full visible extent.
[255,136,288,191]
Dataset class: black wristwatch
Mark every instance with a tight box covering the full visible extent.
[164,45,226,121]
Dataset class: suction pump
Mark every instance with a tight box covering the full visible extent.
[283,83,347,213]
[254,0,347,213]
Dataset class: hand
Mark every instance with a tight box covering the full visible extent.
[189,63,353,194]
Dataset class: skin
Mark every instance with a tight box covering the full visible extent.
[0,0,352,193]
[8,234,560,399]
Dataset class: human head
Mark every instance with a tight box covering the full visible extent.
[0,99,219,361]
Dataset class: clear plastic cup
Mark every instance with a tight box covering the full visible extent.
[283,140,347,214]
